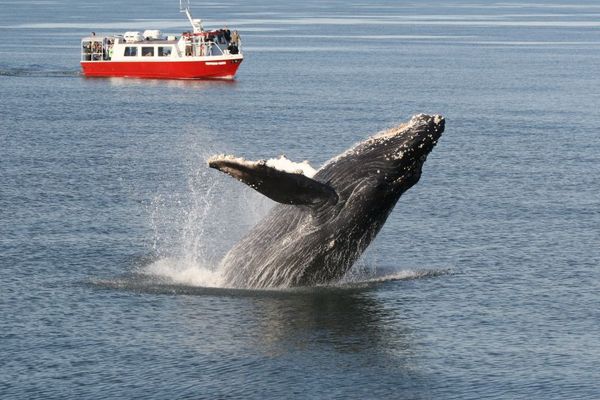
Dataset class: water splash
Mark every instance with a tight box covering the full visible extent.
[140,169,226,287]
[142,148,272,288]
[339,267,452,286]
[94,264,451,295]
[140,257,224,288]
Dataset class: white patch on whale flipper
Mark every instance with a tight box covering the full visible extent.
[266,155,317,178]
[207,154,317,178]
[207,154,336,205]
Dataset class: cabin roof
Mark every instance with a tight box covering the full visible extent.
[82,36,178,45]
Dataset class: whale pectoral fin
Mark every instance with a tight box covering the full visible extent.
[208,156,338,206]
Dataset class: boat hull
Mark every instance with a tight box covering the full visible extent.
[80,58,243,79]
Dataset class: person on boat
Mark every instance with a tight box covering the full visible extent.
[91,41,102,60]
[224,27,231,43]
[228,41,238,54]
[231,30,240,46]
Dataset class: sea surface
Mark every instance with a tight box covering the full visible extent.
[1,0,599,398]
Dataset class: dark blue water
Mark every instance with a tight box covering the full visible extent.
[2,1,599,398]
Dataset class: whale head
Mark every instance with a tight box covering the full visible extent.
[375,113,444,191]
[318,114,445,204]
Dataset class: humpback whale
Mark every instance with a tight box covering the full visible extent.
[208,114,445,288]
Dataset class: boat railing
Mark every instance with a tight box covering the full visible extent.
[210,38,242,56]
[186,37,241,57]
[210,41,224,55]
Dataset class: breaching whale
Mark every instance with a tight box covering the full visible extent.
[208,114,445,288]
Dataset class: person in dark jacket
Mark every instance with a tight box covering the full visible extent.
[227,41,239,54]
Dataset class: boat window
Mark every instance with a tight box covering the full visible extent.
[158,46,172,57]
[142,47,154,57]
[124,46,137,57]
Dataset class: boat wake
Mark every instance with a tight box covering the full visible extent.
[0,64,80,78]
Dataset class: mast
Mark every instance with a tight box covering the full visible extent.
[180,0,203,33]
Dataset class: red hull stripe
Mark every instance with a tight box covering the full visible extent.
[81,59,242,79]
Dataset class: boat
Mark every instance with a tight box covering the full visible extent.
[80,0,243,79]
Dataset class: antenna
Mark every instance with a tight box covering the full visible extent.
[180,0,203,33]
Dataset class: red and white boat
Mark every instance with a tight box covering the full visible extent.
[80,0,243,79]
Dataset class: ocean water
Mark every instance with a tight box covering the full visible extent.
[1,0,599,398]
